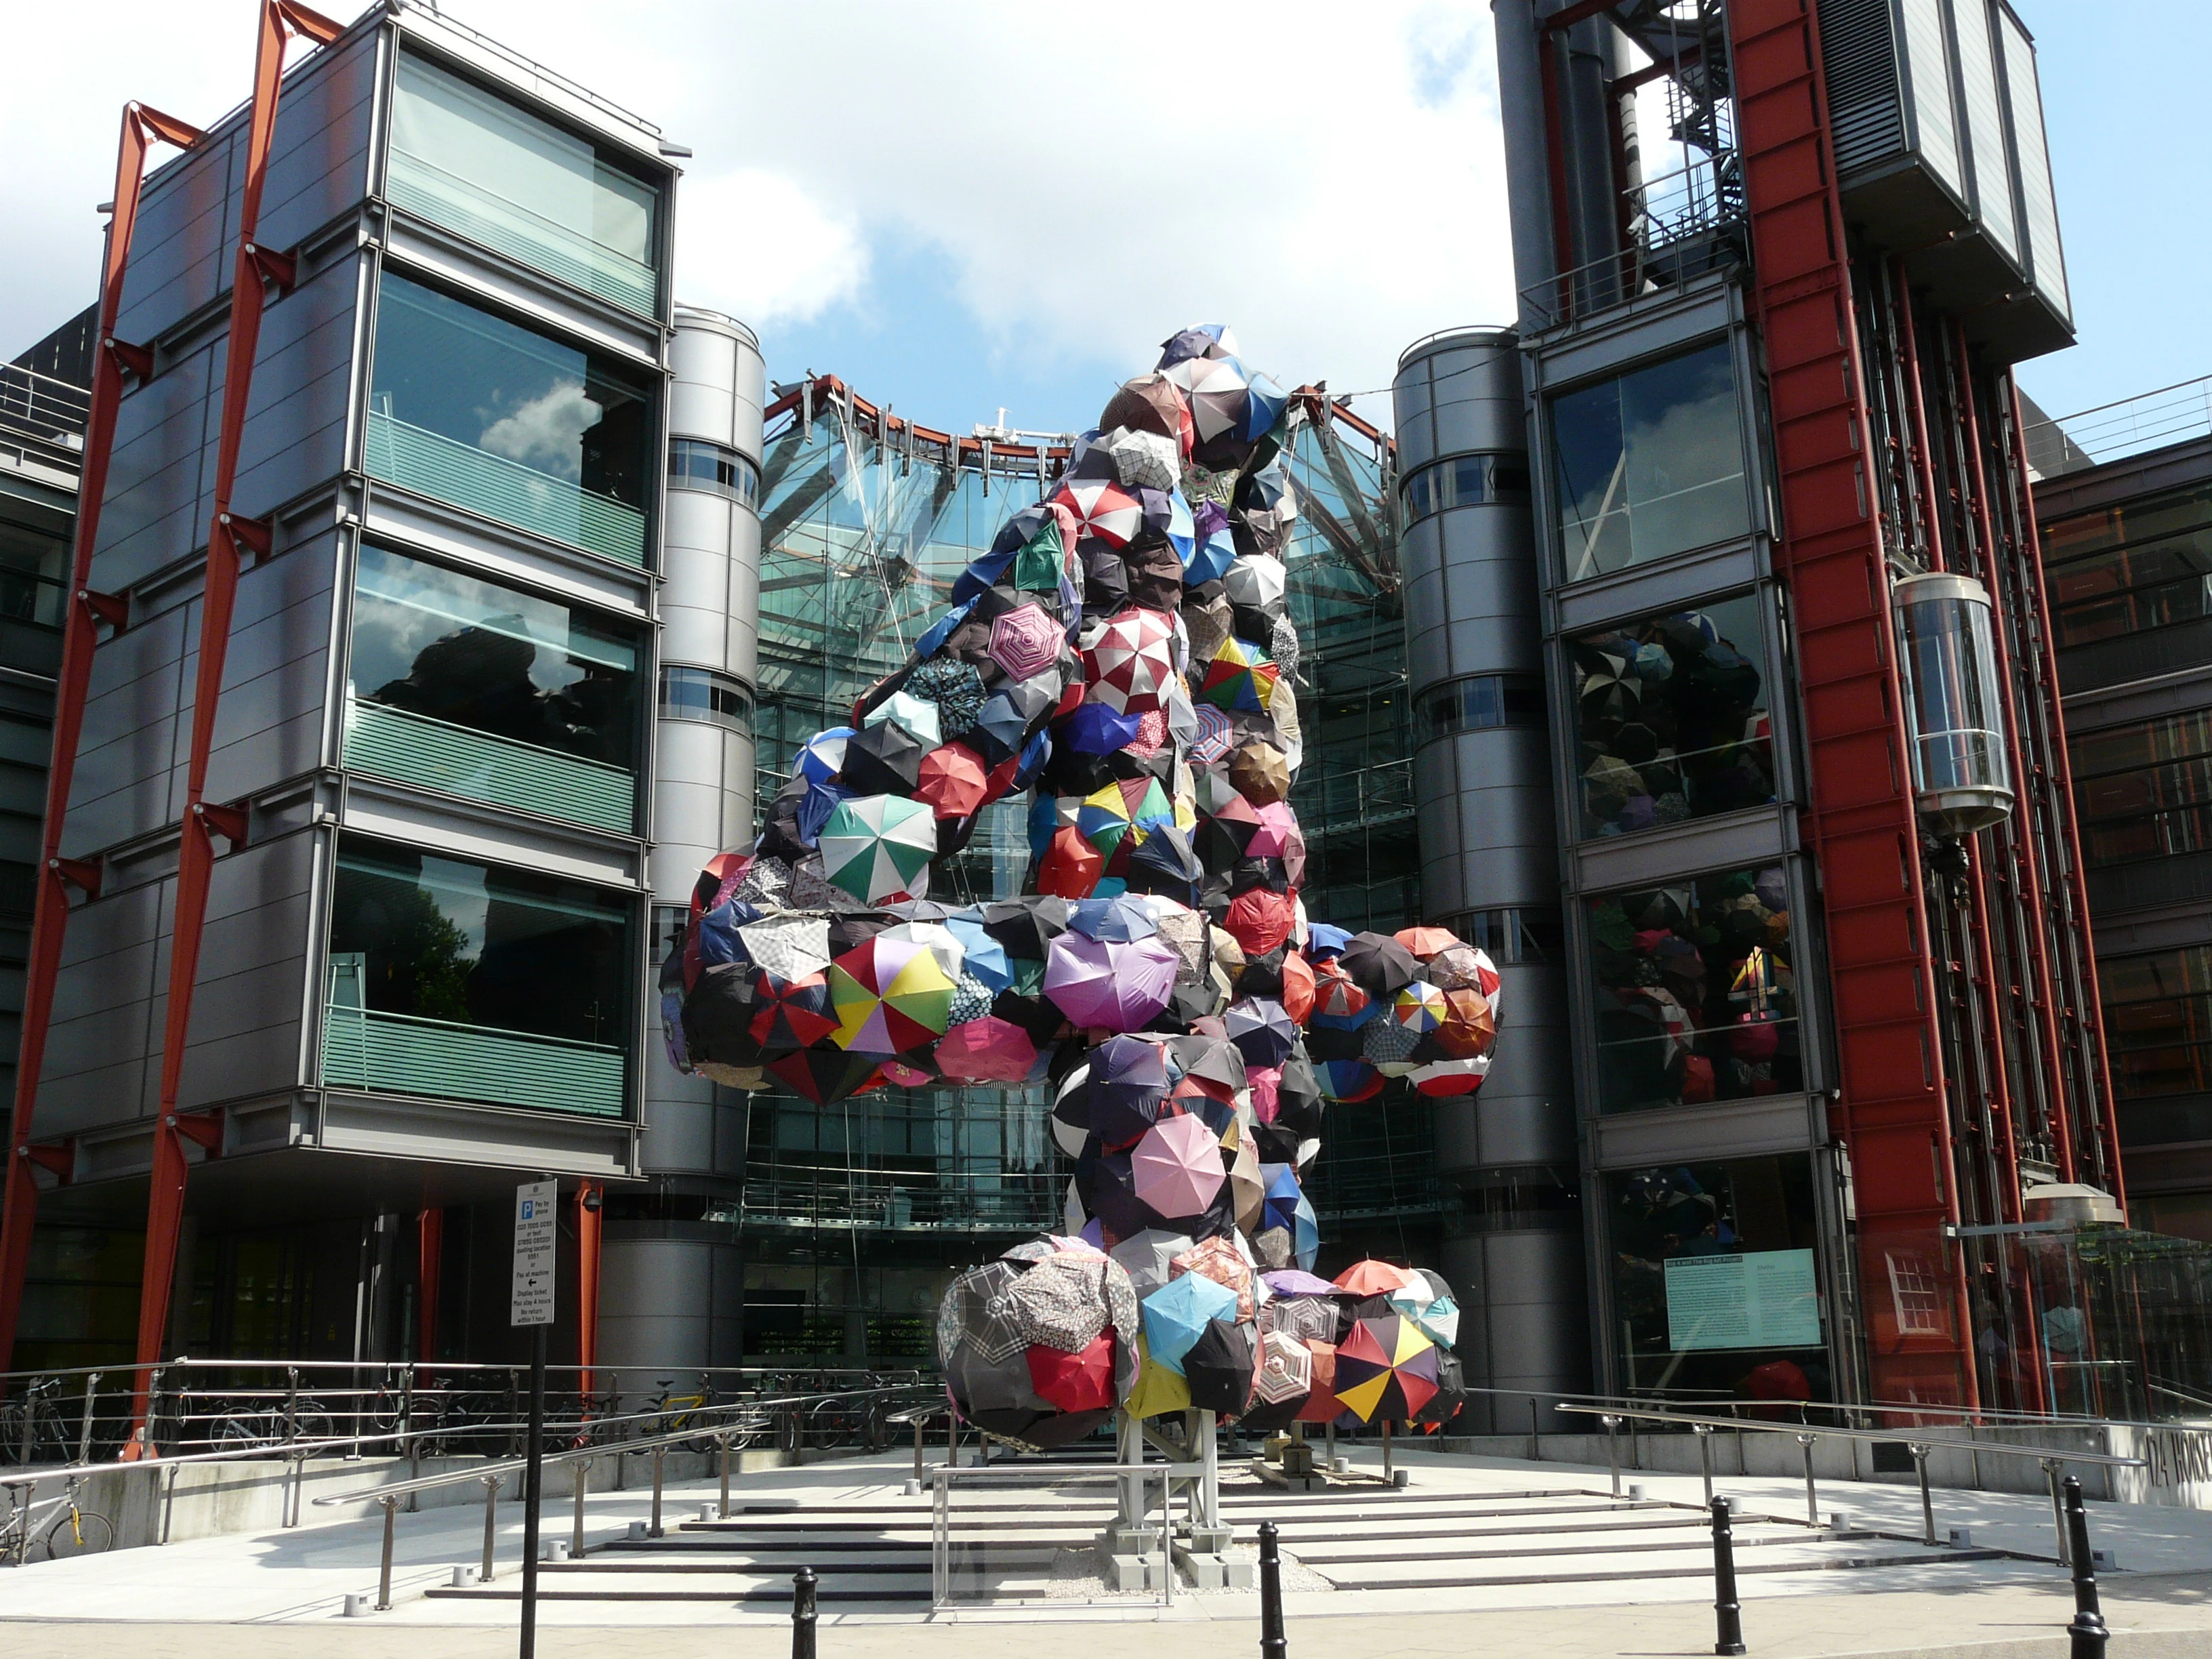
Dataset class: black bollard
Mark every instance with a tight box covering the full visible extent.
[2063,1478,2108,1659]
[1711,1497,1746,1656]
[792,1564,819,1659]
[1258,1519,1288,1659]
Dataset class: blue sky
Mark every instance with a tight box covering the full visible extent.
[0,2,2198,435]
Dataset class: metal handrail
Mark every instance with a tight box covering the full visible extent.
[927,1460,1191,1612]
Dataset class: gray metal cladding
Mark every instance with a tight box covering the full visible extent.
[597,1234,745,1370]
[1995,3,2068,317]
[96,343,216,596]
[1948,0,2018,262]
[1394,330,1521,472]
[113,26,379,350]
[1441,1228,1589,1393]
[227,260,361,525]
[1435,964,1575,1167]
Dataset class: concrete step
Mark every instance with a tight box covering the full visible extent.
[428,1568,1062,1604]
[1288,1521,1824,1565]
[1309,1543,2011,1593]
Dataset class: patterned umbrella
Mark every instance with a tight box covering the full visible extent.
[737,913,833,983]
[819,794,937,903]
[1055,478,1143,548]
[1390,1269,1462,1349]
[1083,609,1176,715]
[1238,1329,1315,1431]
[1171,1235,1255,1321]
[1131,1113,1227,1221]
[1195,636,1280,714]
[1332,1313,1441,1423]
[1005,1256,1111,1351]
[1394,981,1448,1035]
[989,602,1062,682]
[827,935,956,1055]
[747,970,837,1053]
[1309,962,1375,1029]
[937,1259,1028,1364]
[1189,701,1236,765]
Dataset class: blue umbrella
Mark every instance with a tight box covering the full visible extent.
[1293,1189,1321,1270]
[1140,1271,1238,1375]
[944,914,1012,994]
[1305,922,1352,960]
[796,779,853,847]
[1070,895,1159,943]
[794,727,854,787]
[1064,703,1142,755]
[695,901,763,969]
[1260,1163,1302,1235]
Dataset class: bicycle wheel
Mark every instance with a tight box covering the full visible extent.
[43,1509,113,1560]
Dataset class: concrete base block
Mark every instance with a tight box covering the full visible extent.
[902,1479,922,1497]
[449,1565,478,1587]
[342,1593,371,1618]
[1179,1550,1255,1590]
[1102,1525,1163,1557]
[1108,1551,1167,1593]
[1189,1524,1233,1553]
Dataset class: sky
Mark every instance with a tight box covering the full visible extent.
[0,1,2199,436]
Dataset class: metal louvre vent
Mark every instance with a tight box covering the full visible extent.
[1818,0,1906,174]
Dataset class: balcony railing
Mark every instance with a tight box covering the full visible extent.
[344,697,635,834]
[2026,375,2212,479]
[365,408,646,566]
[0,363,89,460]
[387,149,658,317]
[321,1002,625,1117]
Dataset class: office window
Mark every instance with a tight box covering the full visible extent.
[2069,709,2212,868]
[1607,1155,1827,1400]
[390,52,660,314]
[352,544,641,769]
[2099,946,2212,1103]
[1551,340,1750,581]
[368,272,653,565]
[2045,482,2212,651]
[1401,452,1531,524]
[1572,594,1774,838]
[661,665,754,736]
[670,438,760,509]
[1418,674,1545,742]
[1586,864,1801,1115]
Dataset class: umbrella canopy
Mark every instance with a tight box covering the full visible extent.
[840,719,928,796]
[864,689,943,751]
[1070,892,1164,943]
[1125,1336,1195,1418]
[1083,609,1176,716]
[1238,1329,1315,1432]
[934,1016,1039,1082]
[1225,998,1298,1069]
[1294,1338,1343,1424]
[1259,1164,1304,1235]
[1171,1235,1255,1321]
[1089,1033,1174,1147]
[1043,932,1179,1031]
[1130,1112,1227,1221]
[739,913,833,983]
[1390,1273,1462,1349]
[1223,889,1296,957]
[943,914,1012,992]
[1338,932,1420,1002]
[916,744,990,819]
[1229,742,1292,805]
[1261,1290,1340,1345]
[819,795,937,903]
[1189,702,1236,766]
[1334,1259,1419,1298]
[1163,352,1252,448]
[981,897,1068,960]
[1026,1333,1115,1414]
[1333,1313,1441,1423]
[1195,636,1280,714]
[1109,1227,1197,1299]
[989,602,1063,682]
[970,682,1050,764]
[1055,478,1143,548]
[827,935,957,1055]
[1182,1319,1256,1415]
[1394,926,1460,959]
[1127,823,1204,901]
[1038,825,1105,900]
[1100,373,1193,455]
[766,1048,882,1105]
[1225,554,1288,616]
[747,970,837,1053]
[1410,1055,1490,1097]
[1309,962,1376,1030]
[1433,987,1498,1059]
[937,1259,1029,1364]
[794,727,853,787]
[1004,1256,1111,1352]
[1138,1267,1237,1373]
[1263,1268,1336,1298]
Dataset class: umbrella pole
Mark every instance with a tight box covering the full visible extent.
[1382,1418,1393,1486]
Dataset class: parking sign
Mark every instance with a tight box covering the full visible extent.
[511,1179,558,1326]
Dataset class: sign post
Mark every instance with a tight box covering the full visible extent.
[512,1179,556,1659]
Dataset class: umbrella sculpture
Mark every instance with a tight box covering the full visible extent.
[662,326,1501,1475]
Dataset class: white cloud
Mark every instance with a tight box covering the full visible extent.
[476,380,597,478]
[676,169,869,328]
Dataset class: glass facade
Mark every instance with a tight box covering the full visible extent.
[324,835,633,1115]
[2097,946,2212,1105]
[0,516,65,629]
[2045,480,2212,653]
[1570,594,1773,838]
[660,665,754,735]
[389,52,661,316]
[1419,673,1544,743]
[1586,864,1800,1114]
[2070,710,2212,868]
[368,272,653,565]
[1551,340,1750,581]
[1607,1155,1829,1401]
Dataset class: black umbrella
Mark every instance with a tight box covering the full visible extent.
[766,1048,882,1105]
[981,897,1069,960]
[1301,1022,1365,1063]
[1051,1069,1092,1157]
[841,720,926,796]
[826,912,897,956]
[1226,998,1298,1069]
[991,988,1067,1050]
[1082,546,1132,611]
[1020,1406,1114,1450]
[1166,1033,1245,1093]
[1237,945,1288,999]
[1339,932,1420,1002]
[1416,1349,1467,1427]
[1125,541,1185,613]
[1182,1319,1256,1415]
[682,962,763,1068]
[1040,740,1116,799]
[1164,983,1222,1027]
[1090,1034,1171,1149]
[1227,857,1291,897]
[1127,823,1203,901]
[1078,1149,1160,1238]
[1274,1053,1326,1138]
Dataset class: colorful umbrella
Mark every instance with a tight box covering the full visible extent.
[747,970,837,1053]
[1042,932,1179,1031]
[1083,609,1176,715]
[827,935,956,1055]
[1139,1268,1237,1374]
[1026,1333,1115,1414]
[1125,1336,1195,1418]
[916,744,989,819]
[1171,1235,1255,1321]
[1390,1269,1462,1349]
[934,1015,1038,1082]
[1054,478,1143,548]
[1332,1313,1440,1423]
[1394,980,1448,1034]
[1315,1059,1382,1102]
[1394,926,1460,959]
[989,602,1063,682]
[1229,741,1292,805]
[1309,961,1376,1029]
[1240,1330,1315,1431]
[1195,636,1279,714]
[1189,701,1235,765]
[1409,1056,1490,1097]
[766,1048,882,1105]
[1131,1113,1227,1221]
[819,794,937,903]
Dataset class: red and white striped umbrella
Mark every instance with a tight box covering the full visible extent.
[1083,609,1176,715]
[1054,478,1143,548]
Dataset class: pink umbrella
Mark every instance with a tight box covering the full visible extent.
[935,1016,1040,1082]
[989,603,1061,682]
[1043,933,1179,1032]
[1249,802,1307,886]
[1132,1113,1226,1221]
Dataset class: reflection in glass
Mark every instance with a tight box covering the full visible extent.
[661,665,754,735]
[1419,674,1544,742]
[1551,340,1750,580]
[351,544,640,769]
[368,272,652,563]
[1572,595,1773,837]
[670,438,760,508]
[329,836,632,1049]
[2070,709,2212,868]
[1401,452,1530,524]
[0,518,65,628]
[1893,574,2010,835]
[1586,865,1799,1114]
[390,52,659,314]
[2097,945,2212,1102]
[1607,1156,1827,1401]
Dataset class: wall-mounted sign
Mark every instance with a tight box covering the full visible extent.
[1664,1248,1820,1351]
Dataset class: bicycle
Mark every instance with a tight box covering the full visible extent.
[1,1475,112,1564]
[0,1378,71,1467]
[647,1377,722,1454]
[213,1394,335,1451]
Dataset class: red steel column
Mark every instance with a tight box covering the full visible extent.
[415,1208,445,1380]
[0,101,203,1372]
[125,0,342,1452]
[576,1183,603,1406]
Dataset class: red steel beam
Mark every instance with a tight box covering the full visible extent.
[0,99,204,1371]
[1727,0,1978,1416]
[575,1181,602,1406]
[415,1207,443,1382]
[125,0,344,1454]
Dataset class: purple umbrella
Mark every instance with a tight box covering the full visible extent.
[1044,932,1179,1031]
[1261,1269,1338,1296]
